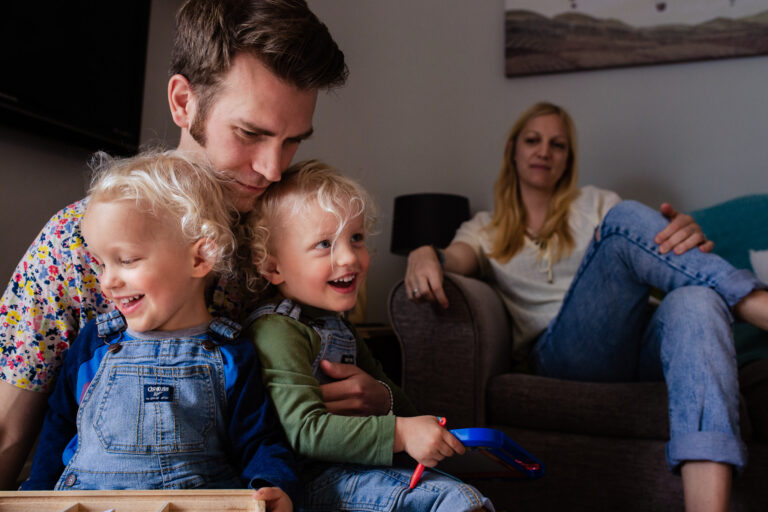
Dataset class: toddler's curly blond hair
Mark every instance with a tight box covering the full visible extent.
[86,149,238,275]
[242,159,376,291]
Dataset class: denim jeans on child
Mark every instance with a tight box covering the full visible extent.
[300,463,493,512]
[531,200,764,472]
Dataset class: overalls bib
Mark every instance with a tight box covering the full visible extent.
[55,311,244,490]
[245,299,357,385]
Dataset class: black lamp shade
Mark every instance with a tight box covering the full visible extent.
[390,193,470,255]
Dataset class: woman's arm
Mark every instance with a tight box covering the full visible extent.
[405,241,478,308]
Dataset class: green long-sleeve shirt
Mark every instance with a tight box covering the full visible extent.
[247,307,417,466]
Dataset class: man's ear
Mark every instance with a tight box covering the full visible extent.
[168,74,194,129]
[259,256,285,286]
[189,238,215,278]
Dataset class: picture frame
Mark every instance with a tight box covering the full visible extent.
[505,1,768,76]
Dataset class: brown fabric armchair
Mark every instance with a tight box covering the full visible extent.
[388,272,768,512]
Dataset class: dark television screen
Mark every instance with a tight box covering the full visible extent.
[0,1,151,155]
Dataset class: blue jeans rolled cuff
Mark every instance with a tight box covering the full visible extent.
[666,431,748,474]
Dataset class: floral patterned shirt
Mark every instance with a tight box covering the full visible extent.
[0,199,247,392]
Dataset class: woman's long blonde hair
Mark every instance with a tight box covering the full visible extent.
[487,102,580,263]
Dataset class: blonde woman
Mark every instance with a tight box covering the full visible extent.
[405,102,768,512]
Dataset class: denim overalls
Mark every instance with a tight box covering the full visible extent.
[246,298,357,385]
[245,299,496,512]
[55,311,244,490]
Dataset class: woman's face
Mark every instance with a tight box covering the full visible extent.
[514,113,570,195]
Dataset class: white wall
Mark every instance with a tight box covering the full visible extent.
[2,0,767,324]
[302,0,768,323]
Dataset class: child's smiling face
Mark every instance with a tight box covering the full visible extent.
[82,199,212,332]
[264,200,370,313]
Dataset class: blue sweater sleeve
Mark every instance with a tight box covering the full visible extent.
[221,338,301,503]
[21,321,103,490]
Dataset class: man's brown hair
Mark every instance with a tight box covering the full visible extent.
[171,0,347,140]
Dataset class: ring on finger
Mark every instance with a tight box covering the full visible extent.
[412,288,420,296]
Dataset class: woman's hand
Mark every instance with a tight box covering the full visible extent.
[405,245,449,308]
[253,487,292,512]
[655,203,715,255]
[393,416,465,467]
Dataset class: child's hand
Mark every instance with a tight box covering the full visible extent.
[393,415,466,467]
[253,486,293,512]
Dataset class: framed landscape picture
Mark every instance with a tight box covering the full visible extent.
[505,1,768,76]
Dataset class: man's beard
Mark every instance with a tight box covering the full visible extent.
[188,87,217,146]
[218,170,259,213]
[189,110,207,146]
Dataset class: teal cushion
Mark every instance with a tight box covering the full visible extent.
[691,194,768,366]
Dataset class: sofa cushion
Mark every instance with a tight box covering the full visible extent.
[691,194,768,271]
[488,372,754,441]
[474,426,683,512]
[487,373,671,439]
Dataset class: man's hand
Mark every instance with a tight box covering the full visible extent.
[655,203,715,255]
[253,487,292,512]
[319,360,390,416]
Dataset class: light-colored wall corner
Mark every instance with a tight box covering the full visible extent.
[303,0,768,323]
[0,0,182,284]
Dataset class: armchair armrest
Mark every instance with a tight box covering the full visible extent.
[388,272,512,427]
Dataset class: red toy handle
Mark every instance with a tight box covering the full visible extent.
[408,417,447,489]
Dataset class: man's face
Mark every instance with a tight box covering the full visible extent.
[180,53,318,212]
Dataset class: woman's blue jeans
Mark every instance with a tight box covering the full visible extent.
[530,200,764,473]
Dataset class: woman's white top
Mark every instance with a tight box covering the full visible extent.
[452,186,621,359]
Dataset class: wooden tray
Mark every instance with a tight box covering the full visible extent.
[0,489,264,512]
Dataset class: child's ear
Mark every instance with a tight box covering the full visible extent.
[189,238,215,278]
[259,256,285,286]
